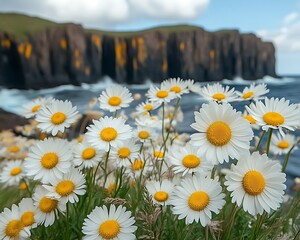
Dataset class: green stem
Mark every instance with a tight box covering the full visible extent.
[102,147,111,189]
[255,131,266,151]
[250,213,267,240]
[266,129,273,156]
[282,139,300,172]
[223,204,239,240]
[211,166,217,179]
[162,102,165,141]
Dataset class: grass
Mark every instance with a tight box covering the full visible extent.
[0,13,206,39]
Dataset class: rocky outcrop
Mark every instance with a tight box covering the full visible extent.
[0,108,28,130]
[0,24,277,89]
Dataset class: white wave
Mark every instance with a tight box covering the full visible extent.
[0,89,29,114]
[222,76,295,86]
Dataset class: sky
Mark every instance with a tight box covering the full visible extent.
[0,0,299,75]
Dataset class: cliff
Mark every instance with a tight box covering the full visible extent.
[0,23,277,89]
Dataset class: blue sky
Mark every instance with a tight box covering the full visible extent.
[0,0,299,75]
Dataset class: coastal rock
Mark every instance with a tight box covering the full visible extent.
[0,24,277,89]
[0,108,28,131]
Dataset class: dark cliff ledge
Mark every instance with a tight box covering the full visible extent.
[0,23,277,89]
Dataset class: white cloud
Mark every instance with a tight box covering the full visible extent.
[282,12,299,25]
[0,0,209,28]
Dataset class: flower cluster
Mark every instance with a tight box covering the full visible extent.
[0,79,299,239]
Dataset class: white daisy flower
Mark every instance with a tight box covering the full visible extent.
[126,156,151,179]
[0,160,24,186]
[246,97,300,135]
[224,152,286,216]
[145,179,174,205]
[82,204,137,240]
[24,138,72,183]
[170,175,225,226]
[135,100,160,114]
[236,83,269,101]
[270,133,298,155]
[73,140,104,169]
[243,110,260,130]
[161,78,190,98]
[199,82,237,103]
[103,173,118,196]
[135,114,161,129]
[22,97,54,118]
[158,104,184,123]
[43,168,86,204]
[146,85,176,104]
[135,126,156,143]
[33,186,66,227]
[99,85,133,112]
[36,99,79,136]
[167,142,213,176]
[190,101,253,164]
[18,198,38,229]
[86,116,132,152]
[110,140,141,168]
[0,204,31,240]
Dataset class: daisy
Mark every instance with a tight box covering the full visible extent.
[43,168,86,204]
[0,204,31,240]
[158,105,184,123]
[24,138,72,183]
[135,114,161,129]
[86,116,132,152]
[270,133,298,155]
[99,85,133,112]
[190,101,253,164]
[22,97,53,118]
[73,140,104,169]
[135,100,160,114]
[110,140,141,168]
[236,83,269,101]
[103,173,118,196]
[224,152,286,216]
[161,78,190,98]
[167,142,212,176]
[0,160,24,186]
[36,99,79,136]
[126,156,151,179]
[170,175,225,226]
[145,179,174,205]
[146,85,176,104]
[242,110,260,130]
[246,97,300,135]
[33,186,66,227]
[82,204,137,240]
[199,82,237,103]
[135,126,156,143]
[18,198,37,229]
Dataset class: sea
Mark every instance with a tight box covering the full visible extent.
[0,76,299,190]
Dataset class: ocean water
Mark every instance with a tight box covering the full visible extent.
[0,76,299,188]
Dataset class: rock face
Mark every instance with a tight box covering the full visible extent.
[0,24,277,89]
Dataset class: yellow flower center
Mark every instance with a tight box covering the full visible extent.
[243,170,266,196]
[5,220,23,238]
[132,159,145,170]
[82,147,96,160]
[77,136,83,142]
[144,104,153,111]
[40,152,59,169]
[212,93,226,101]
[56,180,75,196]
[10,167,22,176]
[154,191,169,202]
[156,90,169,98]
[118,147,131,159]
[170,86,182,93]
[99,220,120,239]
[188,191,210,211]
[242,91,254,99]
[277,141,290,149]
[106,183,116,194]
[19,182,28,190]
[108,96,122,106]
[138,131,150,139]
[243,115,256,124]
[263,112,284,126]
[100,127,118,142]
[21,211,34,227]
[51,112,66,125]
[7,146,20,153]
[182,154,201,168]
[31,105,41,112]
[206,121,232,146]
[154,151,164,159]
[39,197,58,213]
